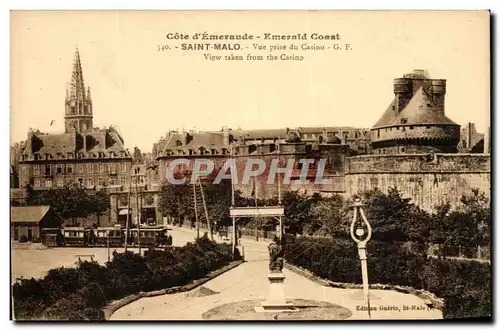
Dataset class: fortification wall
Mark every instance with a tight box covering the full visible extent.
[345,154,490,212]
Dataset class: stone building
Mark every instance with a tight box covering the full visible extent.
[17,49,133,193]
[459,122,490,153]
[345,69,491,212]
[154,127,360,199]
[370,70,461,154]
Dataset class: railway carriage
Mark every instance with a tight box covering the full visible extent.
[62,227,93,247]
[94,226,124,247]
[129,226,173,248]
[40,228,62,247]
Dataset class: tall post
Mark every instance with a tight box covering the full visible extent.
[232,216,236,260]
[193,181,200,239]
[199,180,212,240]
[135,177,141,255]
[277,142,282,206]
[230,145,235,207]
[124,164,134,252]
[107,230,110,262]
[279,216,283,241]
[350,197,373,319]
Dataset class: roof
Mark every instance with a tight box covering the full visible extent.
[374,86,458,128]
[21,128,131,161]
[11,206,50,223]
[158,131,229,156]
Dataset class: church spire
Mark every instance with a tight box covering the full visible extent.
[65,47,93,133]
[70,48,86,104]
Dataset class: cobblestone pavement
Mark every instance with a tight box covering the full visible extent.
[111,227,443,320]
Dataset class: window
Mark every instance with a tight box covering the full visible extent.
[56,178,64,187]
[45,179,52,188]
[33,165,39,176]
[99,164,104,173]
[87,163,93,173]
[87,178,93,187]
[377,130,380,138]
[34,179,40,188]
[78,164,84,173]
[57,164,63,174]
[94,164,99,173]
[77,178,83,186]
[120,177,126,185]
[44,165,51,176]
[67,164,73,174]
[121,163,127,173]
[109,163,116,174]
[409,126,414,130]
[109,178,115,185]
[98,177,104,186]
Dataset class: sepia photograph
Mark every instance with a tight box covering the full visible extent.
[9,10,491,321]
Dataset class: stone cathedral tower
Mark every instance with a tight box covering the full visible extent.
[64,48,93,133]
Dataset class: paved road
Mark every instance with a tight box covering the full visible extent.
[11,226,204,281]
[111,227,443,320]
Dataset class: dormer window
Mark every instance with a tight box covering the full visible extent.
[401,118,408,124]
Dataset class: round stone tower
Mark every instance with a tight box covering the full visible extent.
[370,70,460,154]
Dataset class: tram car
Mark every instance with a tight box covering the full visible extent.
[62,227,93,247]
[94,226,124,247]
[128,226,173,248]
[40,228,63,247]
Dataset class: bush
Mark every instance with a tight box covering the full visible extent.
[13,238,236,320]
[284,235,491,319]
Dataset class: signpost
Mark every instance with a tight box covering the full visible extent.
[350,197,373,319]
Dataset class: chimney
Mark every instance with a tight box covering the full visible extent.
[484,126,490,154]
[223,127,230,146]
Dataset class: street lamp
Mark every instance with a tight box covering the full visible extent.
[350,197,373,319]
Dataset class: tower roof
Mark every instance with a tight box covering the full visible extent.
[374,86,457,128]
[69,48,87,102]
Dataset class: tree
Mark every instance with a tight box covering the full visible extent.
[157,170,193,226]
[42,183,96,226]
[87,190,109,227]
[309,194,348,237]
[360,187,431,243]
[281,191,321,235]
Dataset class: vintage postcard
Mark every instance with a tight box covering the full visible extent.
[10,10,491,321]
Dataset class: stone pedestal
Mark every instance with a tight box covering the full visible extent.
[255,272,296,313]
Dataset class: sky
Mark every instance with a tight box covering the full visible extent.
[10,11,490,152]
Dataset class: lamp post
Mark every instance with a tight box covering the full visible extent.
[350,197,373,319]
